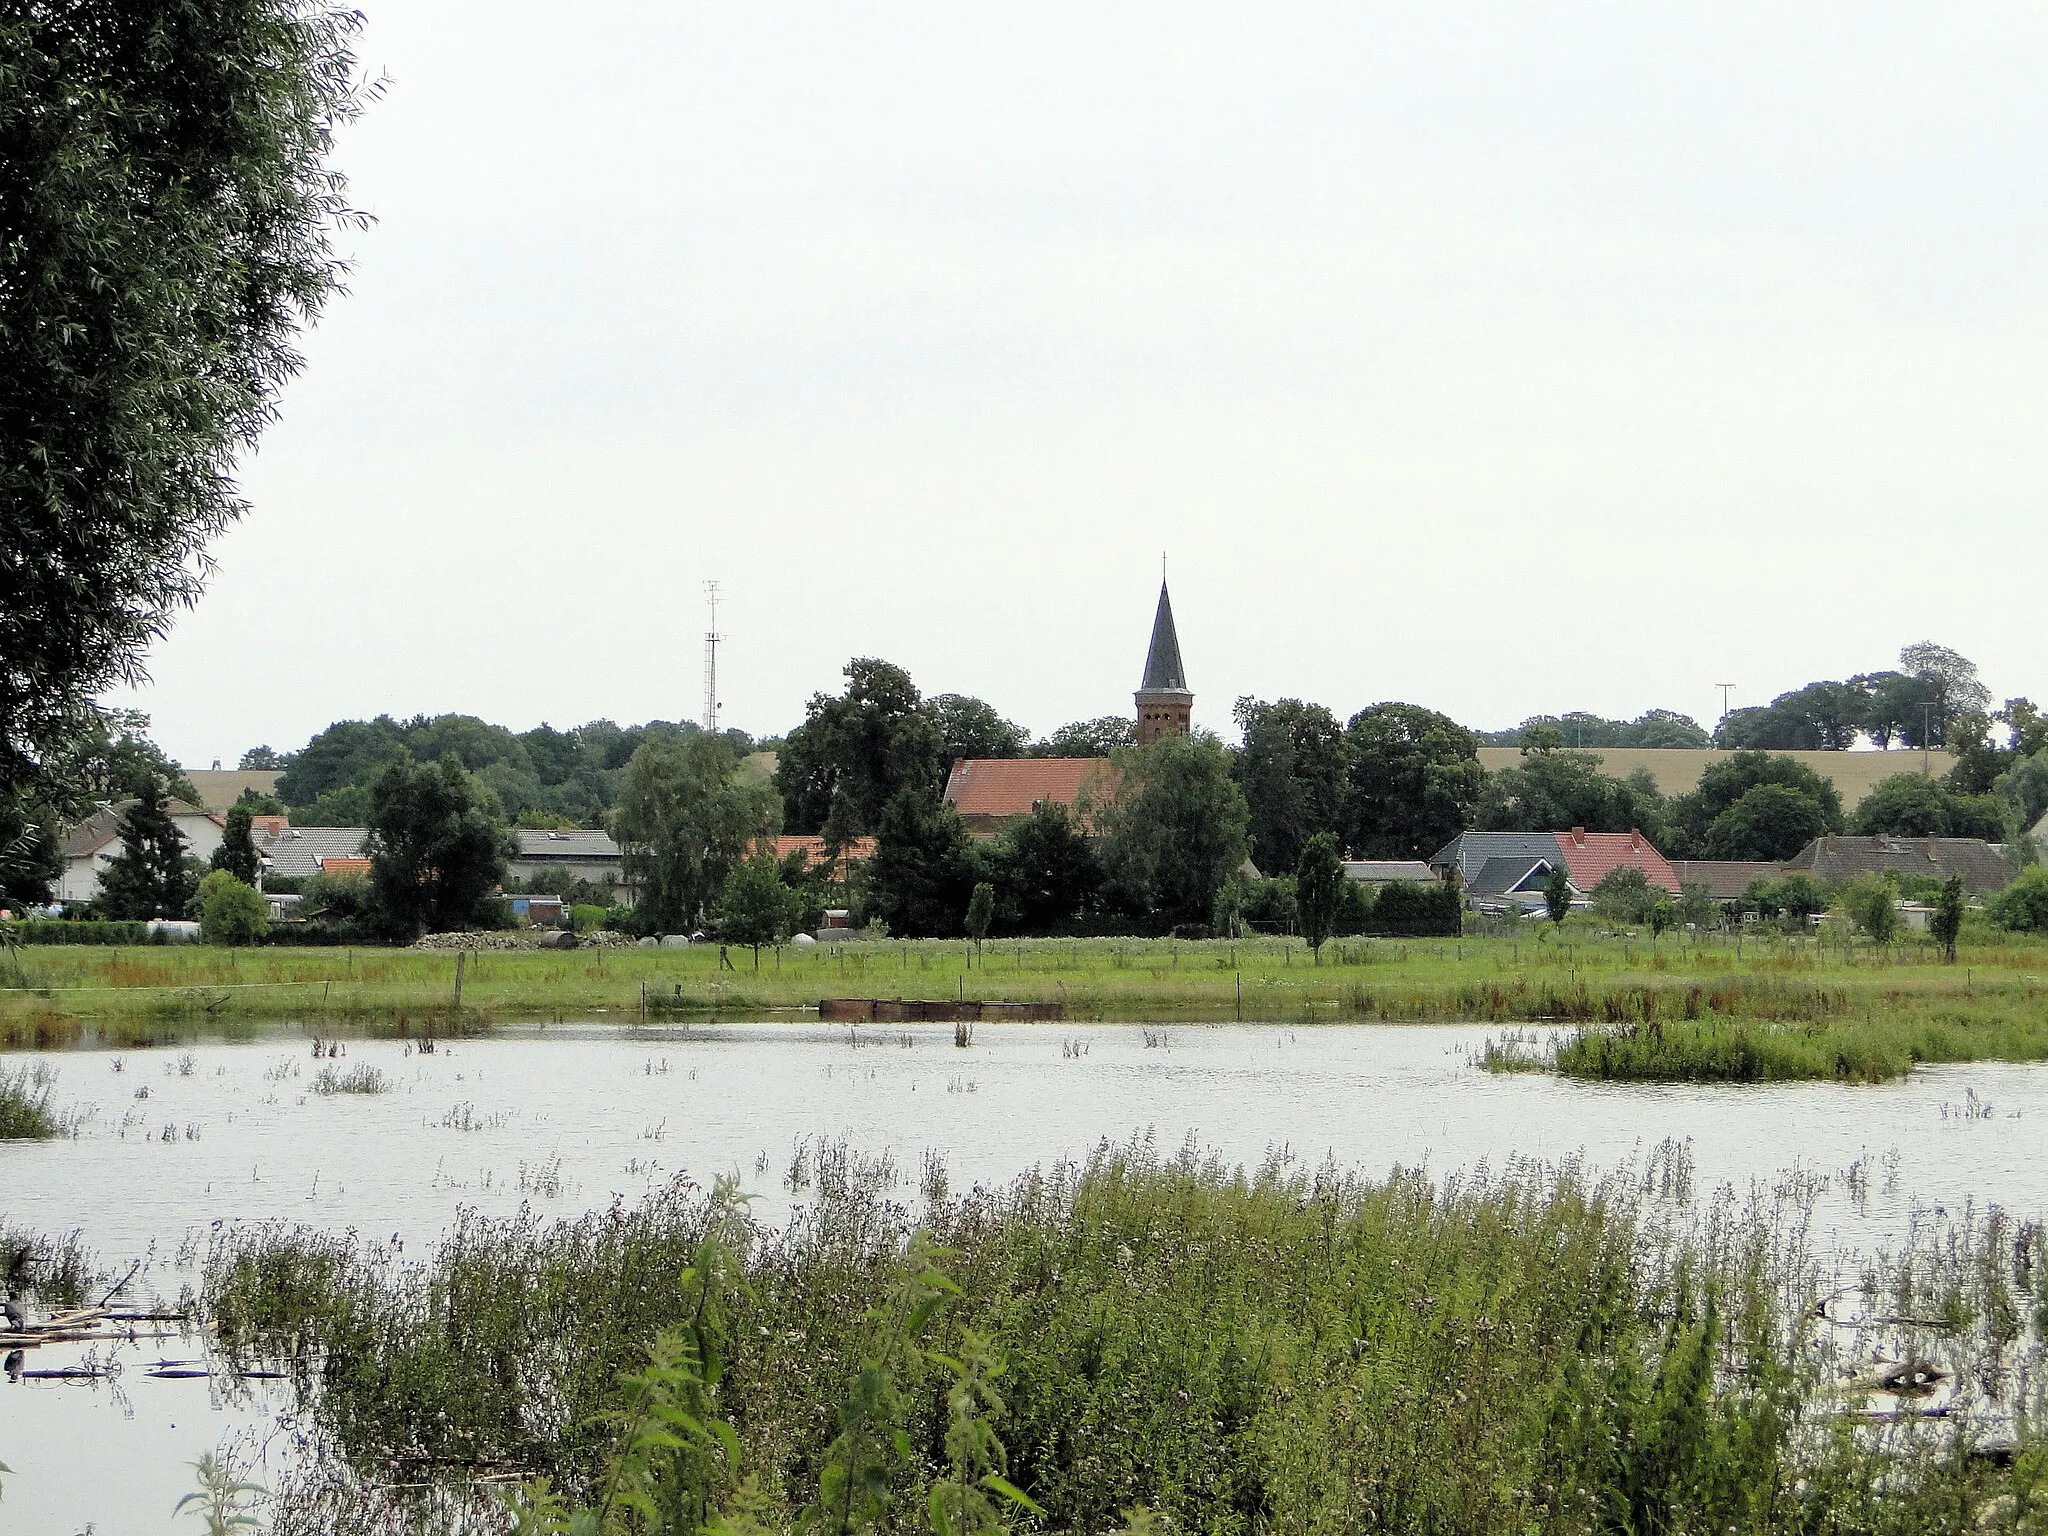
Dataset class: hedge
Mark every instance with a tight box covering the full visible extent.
[3,920,151,945]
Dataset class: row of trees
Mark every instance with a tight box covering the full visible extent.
[1714,642,1994,751]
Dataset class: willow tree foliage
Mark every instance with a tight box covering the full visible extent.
[0,2,372,790]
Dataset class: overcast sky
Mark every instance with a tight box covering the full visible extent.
[114,2,2047,767]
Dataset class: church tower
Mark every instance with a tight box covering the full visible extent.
[1134,579,1193,745]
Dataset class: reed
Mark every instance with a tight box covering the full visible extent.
[207,1140,2047,1535]
[0,1061,58,1137]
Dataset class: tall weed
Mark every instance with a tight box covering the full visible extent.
[209,1142,2048,1535]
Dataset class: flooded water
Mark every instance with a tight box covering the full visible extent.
[7,1019,2048,1531]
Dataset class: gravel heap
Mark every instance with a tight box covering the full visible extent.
[412,928,640,951]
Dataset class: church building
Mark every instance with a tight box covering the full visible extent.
[941,577,1194,837]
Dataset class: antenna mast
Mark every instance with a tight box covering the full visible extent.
[703,582,723,734]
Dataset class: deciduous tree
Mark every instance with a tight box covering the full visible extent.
[1341,703,1484,859]
[1095,735,1251,924]
[989,803,1101,933]
[715,855,803,966]
[198,870,268,946]
[776,660,944,838]
[364,757,514,939]
[927,696,1029,768]
[863,787,979,939]
[1931,875,1965,963]
[0,1,370,792]
[612,735,781,935]
[1293,833,1344,962]
[1232,698,1346,876]
[1543,863,1572,926]
[1035,718,1135,757]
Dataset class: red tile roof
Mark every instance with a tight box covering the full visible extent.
[316,855,372,877]
[941,758,1117,830]
[1554,828,1681,894]
[757,836,876,880]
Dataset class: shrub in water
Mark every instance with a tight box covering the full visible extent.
[0,1062,58,1138]
[310,1063,389,1096]
[208,1142,2039,1535]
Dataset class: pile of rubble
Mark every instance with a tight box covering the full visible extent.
[412,928,639,951]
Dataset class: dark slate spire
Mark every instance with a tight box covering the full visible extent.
[1139,582,1189,693]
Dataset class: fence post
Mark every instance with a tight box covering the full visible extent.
[454,950,466,1010]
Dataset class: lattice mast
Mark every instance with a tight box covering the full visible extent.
[703,581,723,734]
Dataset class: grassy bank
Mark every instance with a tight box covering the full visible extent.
[0,929,2043,1082]
[207,1140,2044,1535]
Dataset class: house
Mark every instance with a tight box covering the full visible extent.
[56,800,226,904]
[507,829,632,901]
[760,836,877,881]
[1341,859,1438,888]
[250,823,371,882]
[1428,828,1679,908]
[1784,836,2014,896]
[1427,832,1570,907]
[1552,827,1681,896]
[1670,861,1784,903]
[941,758,1117,839]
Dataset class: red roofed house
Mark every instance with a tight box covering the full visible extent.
[942,758,1118,839]
[1552,827,1681,895]
[759,835,877,881]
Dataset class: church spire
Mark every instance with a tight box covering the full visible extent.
[1140,581,1187,692]
[1134,576,1192,745]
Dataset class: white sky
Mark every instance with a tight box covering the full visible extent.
[113,2,2048,767]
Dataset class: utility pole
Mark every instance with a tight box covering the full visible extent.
[703,582,723,735]
[1715,684,1736,742]
[1921,701,1935,777]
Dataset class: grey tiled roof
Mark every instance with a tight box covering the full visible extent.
[255,825,368,880]
[513,829,623,861]
[1786,836,2015,895]
[1427,831,1563,885]
[1466,855,1556,897]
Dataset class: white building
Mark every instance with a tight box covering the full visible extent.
[56,800,225,904]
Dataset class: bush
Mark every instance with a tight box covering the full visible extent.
[0,1063,58,1138]
[198,870,270,946]
[1591,866,1655,923]
[1,919,149,945]
[569,903,607,934]
[1989,865,2048,932]
[1365,881,1462,937]
[1837,872,1900,944]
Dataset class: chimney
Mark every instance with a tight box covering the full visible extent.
[1629,829,1641,851]
[1570,827,1586,847]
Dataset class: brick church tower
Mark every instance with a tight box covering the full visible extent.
[1134,579,1193,745]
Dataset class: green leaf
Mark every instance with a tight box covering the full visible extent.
[982,1475,1044,1515]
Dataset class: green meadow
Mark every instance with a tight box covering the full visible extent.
[1,925,2044,1083]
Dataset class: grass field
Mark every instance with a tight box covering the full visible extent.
[3,924,2046,1082]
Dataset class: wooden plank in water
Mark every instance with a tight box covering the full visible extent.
[818,999,1062,1023]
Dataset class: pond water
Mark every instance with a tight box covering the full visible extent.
[7,1019,2048,1532]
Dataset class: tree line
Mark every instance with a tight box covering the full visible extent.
[7,641,2044,949]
